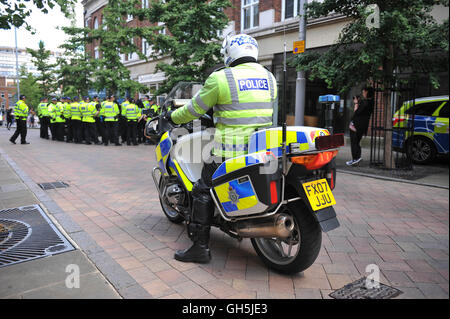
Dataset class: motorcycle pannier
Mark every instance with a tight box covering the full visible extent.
[211,151,281,219]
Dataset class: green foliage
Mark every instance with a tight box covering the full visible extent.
[58,27,92,97]
[291,0,449,93]
[0,0,76,31]
[141,0,232,94]
[27,40,56,96]
[88,0,148,96]
[18,66,41,110]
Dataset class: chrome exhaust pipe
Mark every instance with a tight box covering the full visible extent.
[234,213,295,239]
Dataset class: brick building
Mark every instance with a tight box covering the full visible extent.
[82,0,449,132]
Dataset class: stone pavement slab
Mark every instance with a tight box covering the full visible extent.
[0,128,448,299]
[0,152,121,299]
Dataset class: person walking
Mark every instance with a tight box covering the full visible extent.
[169,34,277,263]
[6,107,13,130]
[346,87,374,166]
[80,96,100,145]
[100,95,121,146]
[37,97,50,139]
[122,98,141,146]
[9,95,30,144]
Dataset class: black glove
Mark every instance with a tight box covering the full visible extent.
[164,110,176,126]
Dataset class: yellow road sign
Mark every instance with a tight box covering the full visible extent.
[293,40,305,54]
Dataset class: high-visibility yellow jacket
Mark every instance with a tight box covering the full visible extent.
[79,101,98,123]
[172,62,277,158]
[122,103,141,121]
[14,100,29,120]
[70,102,82,120]
[100,101,120,121]
[37,102,49,117]
[48,102,65,123]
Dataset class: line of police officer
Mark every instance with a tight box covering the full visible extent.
[35,95,160,146]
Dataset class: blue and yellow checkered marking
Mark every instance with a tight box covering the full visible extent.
[214,178,258,213]
[212,152,265,180]
[248,129,309,155]
[155,132,172,175]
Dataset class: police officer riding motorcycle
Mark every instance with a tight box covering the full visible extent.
[152,34,343,274]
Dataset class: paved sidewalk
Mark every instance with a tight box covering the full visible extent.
[0,128,448,299]
[0,154,120,299]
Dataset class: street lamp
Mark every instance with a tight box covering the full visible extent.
[14,27,20,102]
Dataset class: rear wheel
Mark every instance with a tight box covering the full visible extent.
[407,136,436,164]
[251,201,322,274]
[159,177,184,224]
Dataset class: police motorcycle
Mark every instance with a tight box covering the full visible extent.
[149,91,344,275]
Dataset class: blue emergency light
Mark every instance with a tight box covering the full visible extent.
[319,95,340,103]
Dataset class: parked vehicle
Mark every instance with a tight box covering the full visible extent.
[149,83,345,274]
[393,95,449,164]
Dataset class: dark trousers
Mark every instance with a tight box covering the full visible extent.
[104,121,119,145]
[65,119,73,142]
[72,119,82,143]
[55,122,65,141]
[120,116,127,142]
[10,118,27,143]
[6,118,12,129]
[350,129,364,160]
[40,116,50,139]
[96,118,105,143]
[126,120,138,145]
[137,119,145,143]
[83,122,99,144]
[49,122,56,140]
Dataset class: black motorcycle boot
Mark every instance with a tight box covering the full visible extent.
[174,224,211,263]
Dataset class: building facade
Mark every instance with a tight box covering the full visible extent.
[82,0,449,131]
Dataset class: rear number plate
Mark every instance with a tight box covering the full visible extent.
[302,178,336,211]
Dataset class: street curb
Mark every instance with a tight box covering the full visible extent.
[337,169,449,190]
[0,147,152,299]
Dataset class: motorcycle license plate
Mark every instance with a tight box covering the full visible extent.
[302,179,336,211]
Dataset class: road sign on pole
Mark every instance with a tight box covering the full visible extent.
[293,40,305,54]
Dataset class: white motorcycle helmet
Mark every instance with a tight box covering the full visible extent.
[220,34,259,67]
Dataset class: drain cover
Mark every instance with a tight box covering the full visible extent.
[329,277,402,299]
[38,181,69,190]
[0,205,74,268]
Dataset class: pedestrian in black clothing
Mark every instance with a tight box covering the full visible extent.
[6,108,13,130]
[346,87,374,166]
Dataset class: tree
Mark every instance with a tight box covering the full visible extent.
[18,65,41,110]
[58,27,93,97]
[0,0,77,31]
[27,40,56,97]
[141,0,232,94]
[89,0,151,97]
[292,0,449,168]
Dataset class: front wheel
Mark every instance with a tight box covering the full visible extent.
[407,136,437,164]
[159,177,184,224]
[251,201,322,274]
